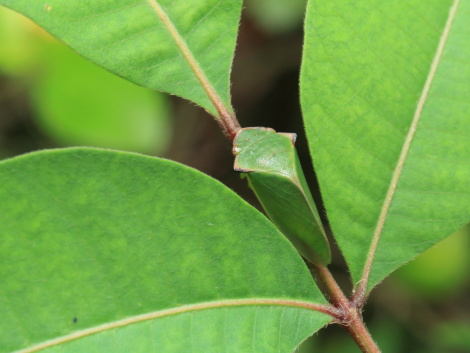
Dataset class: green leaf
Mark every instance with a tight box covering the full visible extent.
[233,127,331,265]
[0,148,331,353]
[301,0,470,291]
[32,44,171,154]
[0,0,242,117]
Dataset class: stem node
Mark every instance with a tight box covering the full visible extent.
[311,264,381,353]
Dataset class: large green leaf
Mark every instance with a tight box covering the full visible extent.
[0,0,242,117]
[0,149,331,353]
[301,0,470,291]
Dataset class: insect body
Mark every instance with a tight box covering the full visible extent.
[233,127,331,265]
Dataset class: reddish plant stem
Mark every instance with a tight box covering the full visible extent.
[351,281,369,309]
[344,312,381,353]
[312,264,349,309]
[311,264,381,353]
[217,112,241,141]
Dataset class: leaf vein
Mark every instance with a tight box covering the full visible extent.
[356,0,462,296]
[14,299,332,353]
[146,0,233,120]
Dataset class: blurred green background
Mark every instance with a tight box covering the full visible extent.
[0,2,469,352]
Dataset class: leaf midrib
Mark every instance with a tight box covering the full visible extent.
[16,298,331,353]
[357,0,461,294]
[146,0,232,120]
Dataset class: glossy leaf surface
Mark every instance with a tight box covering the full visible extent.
[0,0,242,117]
[0,148,330,352]
[301,0,470,291]
[233,127,331,265]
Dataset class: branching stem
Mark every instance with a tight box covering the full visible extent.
[311,264,381,353]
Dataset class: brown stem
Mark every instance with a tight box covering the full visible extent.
[302,302,344,319]
[216,112,241,141]
[344,312,381,353]
[311,264,350,309]
[351,281,369,309]
[311,264,381,353]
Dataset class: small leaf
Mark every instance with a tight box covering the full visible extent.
[233,127,331,265]
[0,148,331,352]
[301,0,470,291]
[0,0,242,117]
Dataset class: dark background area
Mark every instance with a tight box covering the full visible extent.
[1,2,469,352]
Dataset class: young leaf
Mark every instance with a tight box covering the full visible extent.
[233,127,331,265]
[0,0,242,118]
[301,0,470,293]
[0,148,331,353]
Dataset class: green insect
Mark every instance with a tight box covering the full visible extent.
[233,127,331,266]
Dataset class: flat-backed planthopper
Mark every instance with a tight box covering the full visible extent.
[233,127,331,266]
